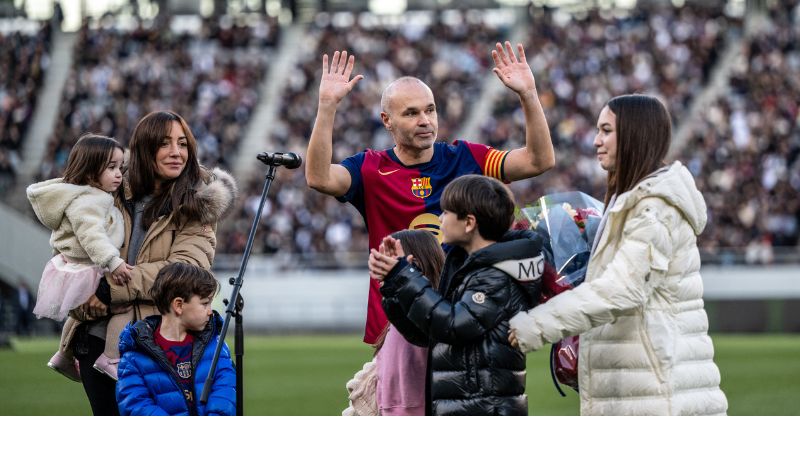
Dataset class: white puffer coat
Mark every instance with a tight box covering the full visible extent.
[510,162,728,415]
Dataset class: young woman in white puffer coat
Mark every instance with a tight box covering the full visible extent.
[508,94,728,415]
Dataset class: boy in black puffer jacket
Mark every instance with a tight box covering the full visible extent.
[369,174,545,415]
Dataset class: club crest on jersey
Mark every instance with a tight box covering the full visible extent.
[177,362,192,379]
[411,177,432,199]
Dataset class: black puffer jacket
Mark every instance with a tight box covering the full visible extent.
[381,230,545,415]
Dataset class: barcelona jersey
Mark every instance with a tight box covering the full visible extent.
[339,140,509,344]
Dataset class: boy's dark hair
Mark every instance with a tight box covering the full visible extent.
[440,174,514,241]
[149,262,218,315]
[62,133,123,188]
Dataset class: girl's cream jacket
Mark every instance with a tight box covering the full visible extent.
[510,162,728,415]
[27,178,125,271]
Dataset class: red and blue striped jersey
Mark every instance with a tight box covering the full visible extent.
[338,140,509,344]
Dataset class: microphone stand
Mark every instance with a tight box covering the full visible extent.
[200,162,280,416]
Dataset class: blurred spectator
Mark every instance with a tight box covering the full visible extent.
[15,279,33,336]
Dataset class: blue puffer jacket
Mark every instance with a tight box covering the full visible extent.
[116,311,236,416]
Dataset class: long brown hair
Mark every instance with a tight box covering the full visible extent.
[373,229,445,351]
[604,94,672,206]
[128,111,205,228]
[61,133,123,188]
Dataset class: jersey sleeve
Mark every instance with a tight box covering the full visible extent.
[336,151,367,210]
[461,140,509,182]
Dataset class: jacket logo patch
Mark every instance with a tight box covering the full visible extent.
[492,254,545,282]
[411,177,432,199]
[177,362,192,379]
[472,292,486,304]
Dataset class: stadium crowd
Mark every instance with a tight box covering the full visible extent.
[216,9,515,261]
[478,3,739,207]
[0,22,51,194]
[0,4,797,264]
[681,0,799,263]
[37,14,280,180]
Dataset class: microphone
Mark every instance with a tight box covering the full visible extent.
[256,152,302,169]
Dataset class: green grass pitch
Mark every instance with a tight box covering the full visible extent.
[0,334,797,415]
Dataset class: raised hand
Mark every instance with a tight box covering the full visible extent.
[369,248,398,282]
[318,50,364,107]
[380,236,405,258]
[491,42,536,96]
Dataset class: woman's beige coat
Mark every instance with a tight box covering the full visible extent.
[110,167,237,317]
[510,162,728,415]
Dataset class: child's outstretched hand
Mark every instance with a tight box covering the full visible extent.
[369,249,397,282]
[370,235,416,282]
[111,263,134,285]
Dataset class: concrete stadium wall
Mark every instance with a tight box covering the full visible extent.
[214,259,800,333]
[1,206,798,334]
[0,202,52,289]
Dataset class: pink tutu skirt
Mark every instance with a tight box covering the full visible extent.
[34,254,105,321]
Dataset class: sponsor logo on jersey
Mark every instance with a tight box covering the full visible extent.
[408,213,442,243]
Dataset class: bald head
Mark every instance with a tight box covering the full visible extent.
[380,77,434,114]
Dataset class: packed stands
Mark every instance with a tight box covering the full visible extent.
[0,22,51,194]
[216,9,516,261]
[37,14,280,180]
[682,0,799,263]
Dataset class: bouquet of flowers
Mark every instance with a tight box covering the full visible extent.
[516,191,603,395]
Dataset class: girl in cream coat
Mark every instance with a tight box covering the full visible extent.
[27,134,133,383]
[509,95,728,415]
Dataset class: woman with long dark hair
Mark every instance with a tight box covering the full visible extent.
[509,94,728,415]
[71,111,237,415]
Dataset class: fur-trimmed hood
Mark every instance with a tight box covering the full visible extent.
[121,167,238,225]
[195,167,238,225]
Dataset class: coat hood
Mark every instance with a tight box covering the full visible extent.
[27,178,113,230]
[440,229,546,304]
[611,161,707,235]
[195,168,238,224]
[121,167,238,225]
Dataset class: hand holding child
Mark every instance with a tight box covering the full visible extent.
[111,263,134,285]
[508,329,519,349]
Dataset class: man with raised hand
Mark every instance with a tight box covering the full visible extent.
[306,43,554,414]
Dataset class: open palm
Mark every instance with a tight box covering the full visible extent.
[492,42,536,95]
[318,50,364,105]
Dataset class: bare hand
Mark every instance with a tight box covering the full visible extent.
[380,236,405,259]
[111,264,133,286]
[318,50,364,107]
[368,249,398,282]
[79,295,108,320]
[491,42,536,96]
[508,329,519,348]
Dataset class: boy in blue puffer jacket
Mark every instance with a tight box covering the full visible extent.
[116,262,235,415]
